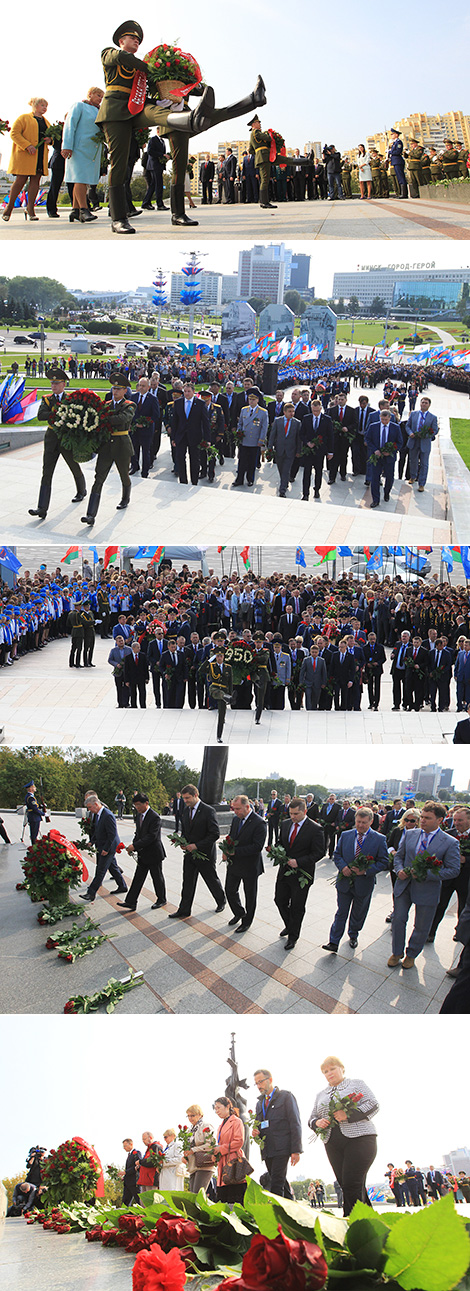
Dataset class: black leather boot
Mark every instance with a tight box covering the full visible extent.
[28,480,50,518]
[166,85,215,135]
[171,185,198,226]
[81,487,102,526]
[109,186,136,233]
[208,75,267,127]
[116,485,131,510]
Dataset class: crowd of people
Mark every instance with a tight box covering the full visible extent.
[3,563,470,738]
[21,349,452,520]
[21,777,470,1010]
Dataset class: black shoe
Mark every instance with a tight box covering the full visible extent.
[71,491,86,503]
[279,928,289,937]
[349,937,358,949]
[110,886,128,895]
[171,213,199,226]
[151,900,167,909]
[28,508,47,518]
[322,942,338,953]
[215,902,226,913]
[168,909,190,919]
[80,893,95,902]
[260,203,277,209]
[285,938,297,950]
[48,211,60,218]
[157,204,169,211]
[370,501,380,508]
[117,901,136,910]
[228,914,242,926]
[235,922,251,933]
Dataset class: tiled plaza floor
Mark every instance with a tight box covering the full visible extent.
[0,814,461,1016]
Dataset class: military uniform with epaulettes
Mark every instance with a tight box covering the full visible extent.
[406,143,429,198]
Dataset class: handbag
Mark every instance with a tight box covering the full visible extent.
[221,1155,254,1185]
[193,1148,215,1169]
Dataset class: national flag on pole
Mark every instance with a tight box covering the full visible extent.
[367,547,383,571]
[61,546,82,564]
[441,546,454,571]
[458,546,470,578]
[0,546,22,573]
[217,546,226,553]
[104,546,120,568]
[337,546,353,557]
[295,547,306,567]
[363,546,371,563]
[313,547,336,563]
[148,545,165,565]
[240,545,251,569]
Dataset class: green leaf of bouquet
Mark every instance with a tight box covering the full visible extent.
[384,1194,470,1290]
[191,1242,215,1267]
[345,1216,387,1270]
[240,1178,278,1238]
[316,1209,348,1246]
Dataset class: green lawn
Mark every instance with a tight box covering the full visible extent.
[335,321,443,346]
[450,417,470,469]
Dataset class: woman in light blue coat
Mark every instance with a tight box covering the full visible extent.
[62,87,103,223]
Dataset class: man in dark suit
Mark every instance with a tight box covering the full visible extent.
[320,794,342,857]
[267,791,283,845]
[336,800,356,833]
[329,394,357,482]
[223,795,267,931]
[365,410,403,508]
[160,639,187,708]
[147,627,165,707]
[169,783,225,918]
[322,807,389,952]
[129,379,160,477]
[382,800,405,836]
[330,641,356,712]
[80,792,128,901]
[454,702,470,743]
[118,791,167,911]
[253,1068,302,1196]
[428,804,470,944]
[199,153,215,203]
[268,390,286,425]
[124,640,149,707]
[428,637,453,712]
[403,636,428,711]
[172,382,210,485]
[391,631,412,711]
[142,131,168,210]
[299,645,327,709]
[426,1168,445,1200]
[278,604,300,643]
[275,797,325,948]
[363,633,386,710]
[299,398,334,500]
[224,149,237,202]
[121,1139,142,1207]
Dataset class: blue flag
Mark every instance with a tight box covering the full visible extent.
[459,546,470,579]
[134,546,159,558]
[0,546,22,573]
[441,546,454,571]
[367,548,383,570]
[405,547,429,573]
[89,546,100,564]
[387,546,403,556]
[337,546,353,557]
[295,547,306,568]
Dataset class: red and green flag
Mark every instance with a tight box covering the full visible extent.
[217,546,226,554]
[313,547,336,564]
[149,546,165,565]
[240,545,251,569]
[104,546,120,569]
[61,546,81,564]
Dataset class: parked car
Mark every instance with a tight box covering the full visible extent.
[349,556,431,580]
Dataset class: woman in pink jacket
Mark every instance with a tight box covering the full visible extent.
[213,1097,246,1203]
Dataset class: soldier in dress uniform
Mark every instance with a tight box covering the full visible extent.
[387,128,408,198]
[440,139,460,179]
[232,388,268,487]
[406,138,429,199]
[24,780,45,844]
[81,372,135,526]
[67,599,84,667]
[96,20,266,231]
[248,114,276,209]
[81,600,96,667]
[369,150,382,198]
[200,648,233,742]
[97,585,111,639]
[457,142,469,177]
[252,633,271,725]
[428,147,443,183]
[28,368,87,520]
[341,156,352,198]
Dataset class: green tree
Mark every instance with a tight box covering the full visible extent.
[0,747,84,810]
[247,297,267,315]
[348,294,360,314]
[152,754,200,799]
[2,1172,26,1206]
[81,747,168,812]
[369,296,386,316]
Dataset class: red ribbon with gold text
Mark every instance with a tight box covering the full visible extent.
[48,829,89,883]
[72,1137,105,1196]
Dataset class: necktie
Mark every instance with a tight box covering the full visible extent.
[381,426,386,449]
[418,412,424,430]
[339,408,343,422]
[285,419,289,435]
[313,658,316,671]
[414,648,417,659]
[290,823,299,846]
[355,835,365,858]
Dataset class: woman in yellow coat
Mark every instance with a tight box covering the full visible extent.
[2,97,51,221]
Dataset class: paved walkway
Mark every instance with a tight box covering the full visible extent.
[1,379,464,546]
[3,196,470,240]
[0,814,460,1016]
[0,1219,134,1291]
[0,631,462,746]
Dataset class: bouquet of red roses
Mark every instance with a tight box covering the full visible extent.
[314,1090,364,1142]
[404,849,443,883]
[47,389,114,461]
[21,831,87,903]
[42,1139,101,1205]
[368,440,398,467]
[218,836,238,864]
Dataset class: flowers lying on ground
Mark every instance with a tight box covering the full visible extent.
[216,1227,328,1290]
[63,971,143,1013]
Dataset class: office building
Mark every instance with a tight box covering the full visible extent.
[410,764,445,797]
[332,267,470,311]
[221,274,239,303]
[237,243,292,306]
[289,253,311,292]
[170,271,222,312]
[443,1148,470,1175]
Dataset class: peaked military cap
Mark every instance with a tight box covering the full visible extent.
[113,20,144,45]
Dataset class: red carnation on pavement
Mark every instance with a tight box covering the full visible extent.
[132,1244,187,1291]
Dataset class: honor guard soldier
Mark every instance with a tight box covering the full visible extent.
[81,372,136,526]
[81,600,96,667]
[457,142,469,177]
[440,139,460,179]
[28,368,87,519]
[96,21,266,231]
[387,128,408,198]
[428,147,443,183]
[24,781,45,844]
[97,585,111,638]
[252,633,272,725]
[369,150,383,198]
[407,139,429,199]
[341,156,352,198]
[201,648,233,742]
[248,114,277,209]
[67,600,84,667]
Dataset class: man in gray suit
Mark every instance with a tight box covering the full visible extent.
[389,800,460,968]
[270,638,292,710]
[80,791,128,902]
[406,397,438,492]
[267,401,301,497]
[108,634,132,708]
[232,389,268,487]
[299,645,327,710]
